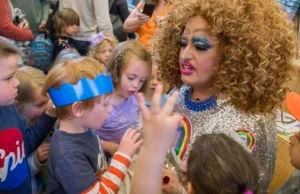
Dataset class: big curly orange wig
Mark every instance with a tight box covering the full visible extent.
[152,0,297,114]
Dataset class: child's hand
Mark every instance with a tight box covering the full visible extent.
[36,143,50,164]
[45,100,56,118]
[137,84,182,155]
[118,127,143,157]
[101,141,119,155]
[161,167,182,194]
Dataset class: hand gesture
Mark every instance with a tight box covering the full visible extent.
[137,84,182,155]
[36,143,50,163]
[118,127,143,157]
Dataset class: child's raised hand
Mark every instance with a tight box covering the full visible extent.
[118,127,143,157]
[36,143,50,163]
[137,84,182,155]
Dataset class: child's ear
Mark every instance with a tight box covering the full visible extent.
[72,102,84,117]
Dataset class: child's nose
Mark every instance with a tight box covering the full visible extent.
[13,77,20,87]
[152,78,158,85]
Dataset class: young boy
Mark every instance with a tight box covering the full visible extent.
[43,57,143,194]
[0,37,56,193]
[275,92,300,194]
[275,132,300,194]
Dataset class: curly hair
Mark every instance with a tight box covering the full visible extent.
[152,0,297,114]
[88,34,118,62]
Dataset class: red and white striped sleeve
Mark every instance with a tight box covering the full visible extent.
[81,152,132,194]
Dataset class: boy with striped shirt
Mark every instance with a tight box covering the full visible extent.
[43,57,142,194]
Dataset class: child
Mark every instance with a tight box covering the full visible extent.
[274,131,300,194]
[53,48,81,65]
[144,65,168,108]
[15,66,51,194]
[96,40,152,155]
[274,93,300,194]
[53,8,79,59]
[0,37,56,193]
[131,85,259,194]
[89,32,118,68]
[42,57,142,193]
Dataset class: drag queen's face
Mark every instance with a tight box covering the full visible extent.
[179,15,220,89]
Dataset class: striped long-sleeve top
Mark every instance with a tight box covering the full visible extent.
[47,128,132,194]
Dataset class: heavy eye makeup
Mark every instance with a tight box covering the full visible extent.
[178,36,213,51]
[192,37,213,51]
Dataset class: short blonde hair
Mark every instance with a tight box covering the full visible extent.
[15,66,46,113]
[89,34,118,61]
[54,8,80,36]
[107,40,152,92]
[42,57,107,120]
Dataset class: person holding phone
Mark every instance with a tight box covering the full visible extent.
[124,0,169,49]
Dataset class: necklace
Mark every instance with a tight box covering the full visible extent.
[184,88,217,112]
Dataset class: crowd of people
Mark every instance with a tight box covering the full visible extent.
[0,0,300,194]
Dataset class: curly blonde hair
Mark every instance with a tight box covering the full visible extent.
[152,0,297,114]
[89,34,118,62]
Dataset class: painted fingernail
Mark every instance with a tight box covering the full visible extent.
[163,176,170,184]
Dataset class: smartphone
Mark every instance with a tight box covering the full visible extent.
[142,3,155,17]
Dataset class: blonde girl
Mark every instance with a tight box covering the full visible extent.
[15,66,50,194]
[89,32,118,67]
[95,40,152,155]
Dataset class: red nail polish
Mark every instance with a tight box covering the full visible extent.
[163,176,170,184]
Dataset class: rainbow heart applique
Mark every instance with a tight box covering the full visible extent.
[173,114,192,161]
[236,129,256,151]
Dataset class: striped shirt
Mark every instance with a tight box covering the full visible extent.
[47,128,132,194]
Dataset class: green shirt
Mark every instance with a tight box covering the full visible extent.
[11,0,49,33]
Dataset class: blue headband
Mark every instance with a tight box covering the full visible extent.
[49,73,114,107]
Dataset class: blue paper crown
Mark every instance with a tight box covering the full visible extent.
[49,73,114,107]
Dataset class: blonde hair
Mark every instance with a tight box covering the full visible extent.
[107,40,152,92]
[152,0,297,115]
[89,34,118,62]
[15,66,46,113]
[54,48,81,64]
[42,57,107,120]
[54,8,80,36]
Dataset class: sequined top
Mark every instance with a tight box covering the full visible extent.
[174,85,277,194]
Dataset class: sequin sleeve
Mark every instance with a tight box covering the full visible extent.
[252,118,277,194]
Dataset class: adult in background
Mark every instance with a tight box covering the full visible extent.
[109,0,136,41]
[59,0,113,55]
[0,0,33,41]
[11,0,50,33]
[124,0,168,49]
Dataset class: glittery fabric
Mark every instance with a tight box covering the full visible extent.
[174,85,277,194]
